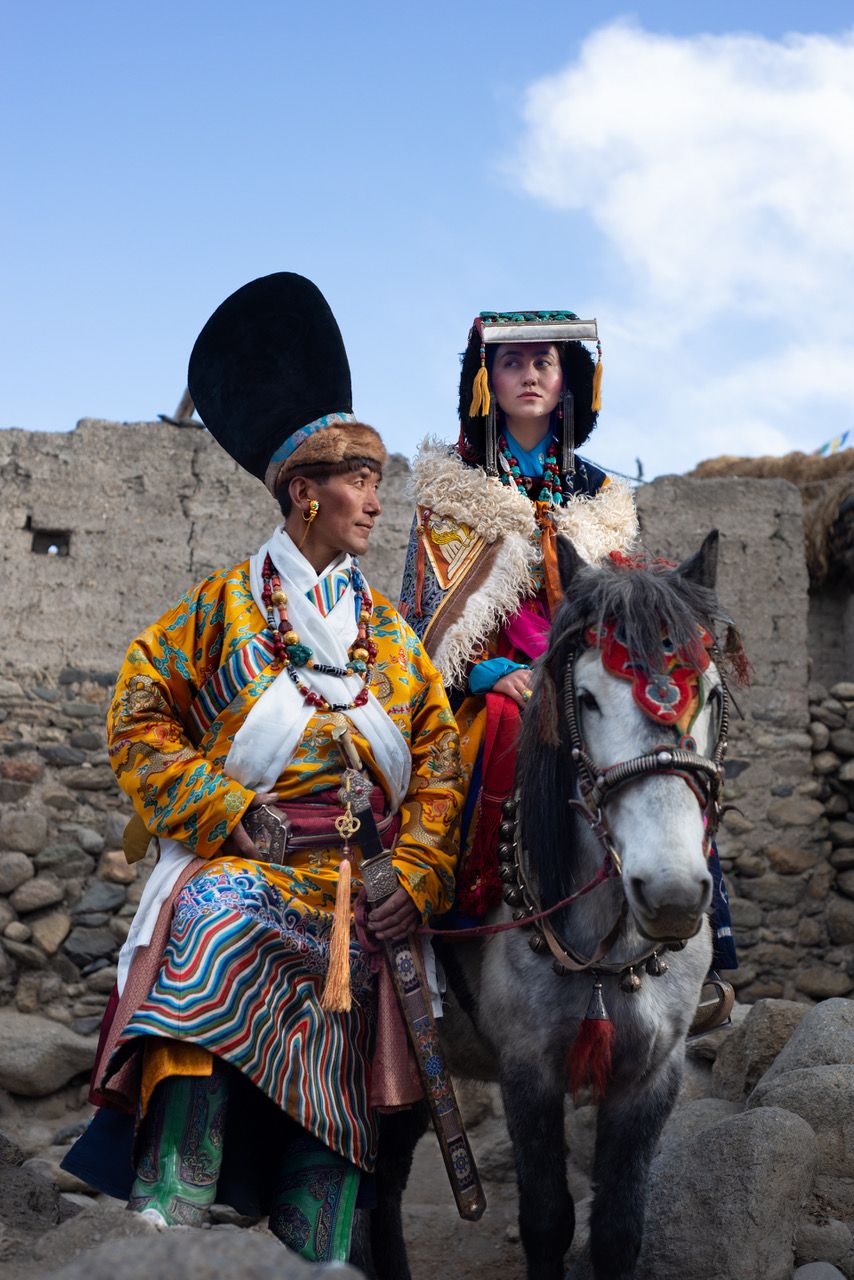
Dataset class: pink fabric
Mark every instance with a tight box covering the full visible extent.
[502,599,551,662]
[354,891,422,1109]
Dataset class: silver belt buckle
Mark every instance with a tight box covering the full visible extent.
[242,804,291,866]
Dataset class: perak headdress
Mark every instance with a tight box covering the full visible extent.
[458,310,602,482]
[188,272,386,495]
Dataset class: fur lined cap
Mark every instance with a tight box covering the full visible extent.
[265,422,388,493]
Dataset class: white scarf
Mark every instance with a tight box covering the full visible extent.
[117,524,410,994]
[229,524,409,805]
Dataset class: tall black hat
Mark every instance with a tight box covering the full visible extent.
[188,272,385,492]
[458,311,602,480]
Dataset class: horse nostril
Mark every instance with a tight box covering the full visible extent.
[629,876,652,917]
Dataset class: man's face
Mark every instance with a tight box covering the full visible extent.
[306,466,383,562]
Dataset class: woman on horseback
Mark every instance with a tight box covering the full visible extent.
[398,310,737,990]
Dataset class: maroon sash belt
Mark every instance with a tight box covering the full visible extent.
[243,786,400,865]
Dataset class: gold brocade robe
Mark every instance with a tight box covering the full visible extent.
[107,560,462,920]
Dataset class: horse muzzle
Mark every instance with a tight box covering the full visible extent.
[627,874,712,942]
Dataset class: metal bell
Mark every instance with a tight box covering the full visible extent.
[500,864,517,883]
[497,843,514,864]
[502,797,517,817]
[619,967,643,994]
[646,952,668,977]
[552,959,570,977]
[503,885,524,906]
[528,933,548,954]
[499,821,515,840]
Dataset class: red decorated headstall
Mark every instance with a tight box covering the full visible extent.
[585,619,714,734]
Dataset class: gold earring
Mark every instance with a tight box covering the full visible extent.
[298,500,319,548]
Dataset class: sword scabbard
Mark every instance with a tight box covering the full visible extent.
[335,732,486,1221]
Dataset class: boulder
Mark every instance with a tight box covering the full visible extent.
[634,1107,818,1280]
[0,811,48,855]
[30,913,72,956]
[0,1010,98,1096]
[795,967,853,999]
[62,927,118,966]
[10,874,65,915]
[766,797,824,827]
[32,1213,363,1279]
[712,999,810,1101]
[795,1214,853,1269]
[758,998,854,1084]
[792,1265,848,1279]
[826,896,854,944]
[0,851,35,894]
[97,850,137,884]
[72,883,126,915]
[747,1064,854,1176]
[659,1097,743,1152]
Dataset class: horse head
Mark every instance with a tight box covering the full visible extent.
[520,531,737,947]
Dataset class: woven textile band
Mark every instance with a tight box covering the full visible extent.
[264,412,357,491]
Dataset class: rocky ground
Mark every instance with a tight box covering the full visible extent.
[2,997,854,1280]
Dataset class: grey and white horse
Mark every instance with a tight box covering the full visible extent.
[358,530,737,1280]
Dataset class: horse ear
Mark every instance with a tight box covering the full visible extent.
[674,530,719,589]
[557,534,585,595]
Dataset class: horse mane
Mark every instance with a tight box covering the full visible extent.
[517,553,738,909]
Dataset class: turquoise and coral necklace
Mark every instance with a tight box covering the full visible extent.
[497,434,564,505]
[261,553,377,713]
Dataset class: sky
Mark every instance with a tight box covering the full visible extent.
[2,1,853,481]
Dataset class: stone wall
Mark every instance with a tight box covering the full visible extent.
[0,424,851,1014]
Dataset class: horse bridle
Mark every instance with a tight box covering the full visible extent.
[497,639,730,987]
[563,642,729,857]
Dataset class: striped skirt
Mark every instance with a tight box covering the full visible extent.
[115,860,379,1171]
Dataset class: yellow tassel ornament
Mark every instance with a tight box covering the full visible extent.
[321,855,353,1012]
[591,344,603,413]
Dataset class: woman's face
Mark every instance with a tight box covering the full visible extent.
[490,343,563,432]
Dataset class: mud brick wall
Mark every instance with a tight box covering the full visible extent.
[0,420,412,675]
[636,476,852,1002]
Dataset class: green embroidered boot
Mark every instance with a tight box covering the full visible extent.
[128,1066,229,1228]
[269,1129,360,1262]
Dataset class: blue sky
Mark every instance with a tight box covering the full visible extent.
[2,1,852,480]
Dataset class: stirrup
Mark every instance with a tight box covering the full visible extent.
[687,971,735,1040]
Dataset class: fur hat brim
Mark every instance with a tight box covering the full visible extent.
[266,422,388,493]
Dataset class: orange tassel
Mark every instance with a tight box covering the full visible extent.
[321,857,352,1012]
[414,524,426,618]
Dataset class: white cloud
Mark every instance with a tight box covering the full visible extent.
[510,22,854,475]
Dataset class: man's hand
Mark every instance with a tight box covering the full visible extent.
[219,791,279,858]
[492,667,532,707]
[367,886,420,941]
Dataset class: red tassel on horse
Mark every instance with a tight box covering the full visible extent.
[567,981,616,1102]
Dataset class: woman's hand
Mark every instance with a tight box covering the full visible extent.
[367,886,420,941]
[219,791,279,858]
[492,667,533,708]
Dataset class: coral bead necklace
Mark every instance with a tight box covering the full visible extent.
[261,553,377,713]
[497,434,563,505]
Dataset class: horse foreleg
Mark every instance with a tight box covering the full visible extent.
[352,1101,430,1280]
[587,1055,682,1280]
[502,1061,575,1280]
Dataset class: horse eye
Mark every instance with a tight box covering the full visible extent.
[578,690,599,713]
